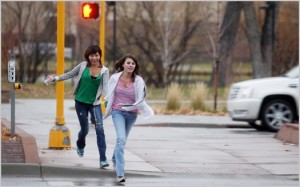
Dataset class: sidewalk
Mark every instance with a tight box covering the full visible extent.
[1,99,298,184]
[1,138,24,163]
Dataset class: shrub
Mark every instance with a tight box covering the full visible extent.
[190,82,208,111]
[166,83,182,111]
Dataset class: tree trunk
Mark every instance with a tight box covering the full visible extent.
[219,53,233,86]
[243,2,265,78]
[218,2,243,87]
[261,2,280,77]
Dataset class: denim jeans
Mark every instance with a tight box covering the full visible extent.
[75,100,107,162]
[111,110,137,177]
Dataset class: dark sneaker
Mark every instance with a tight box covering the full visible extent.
[77,148,84,157]
[116,176,125,183]
[100,160,109,168]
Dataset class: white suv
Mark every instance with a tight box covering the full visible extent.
[227,66,299,132]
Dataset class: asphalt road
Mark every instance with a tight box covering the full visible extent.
[2,173,298,187]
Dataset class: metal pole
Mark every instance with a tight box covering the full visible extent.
[99,0,106,63]
[213,59,219,112]
[10,82,15,138]
[48,1,71,149]
[8,52,16,139]
[56,1,65,126]
[99,0,106,114]
[113,3,117,62]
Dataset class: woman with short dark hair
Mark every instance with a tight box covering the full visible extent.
[45,44,110,169]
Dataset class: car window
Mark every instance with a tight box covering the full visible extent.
[282,66,299,78]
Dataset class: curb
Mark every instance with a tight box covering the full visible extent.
[1,118,40,164]
[1,163,41,177]
[135,122,250,129]
[274,123,299,144]
[1,163,162,178]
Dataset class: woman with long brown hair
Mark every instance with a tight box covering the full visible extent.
[104,54,154,183]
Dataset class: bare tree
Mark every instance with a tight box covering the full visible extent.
[243,2,265,78]
[212,1,282,111]
[218,2,243,87]
[1,2,56,83]
[207,2,243,111]
[243,2,280,78]
[272,2,298,74]
[216,1,287,85]
[116,2,202,87]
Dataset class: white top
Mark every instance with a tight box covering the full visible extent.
[103,71,154,119]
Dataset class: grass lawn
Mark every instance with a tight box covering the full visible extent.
[2,81,229,115]
[2,81,229,100]
[1,61,251,115]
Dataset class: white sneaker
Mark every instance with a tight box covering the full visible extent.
[100,160,109,168]
[116,176,125,183]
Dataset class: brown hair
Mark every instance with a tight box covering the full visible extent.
[114,54,140,81]
[84,44,103,68]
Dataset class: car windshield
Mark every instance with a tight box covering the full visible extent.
[282,65,299,78]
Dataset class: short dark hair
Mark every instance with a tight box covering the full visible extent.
[84,44,103,68]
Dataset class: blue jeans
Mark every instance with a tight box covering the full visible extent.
[75,100,107,162]
[112,110,137,177]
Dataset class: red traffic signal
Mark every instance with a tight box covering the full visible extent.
[82,3,99,19]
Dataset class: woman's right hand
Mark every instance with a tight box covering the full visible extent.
[44,74,56,85]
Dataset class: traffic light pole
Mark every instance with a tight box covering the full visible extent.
[56,1,65,126]
[99,0,106,63]
[99,0,106,113]
[48,1,71,149]
[112,3,117,62]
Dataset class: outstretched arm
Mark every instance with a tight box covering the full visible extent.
[44,62,82,85]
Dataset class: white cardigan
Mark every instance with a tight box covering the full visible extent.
[103,72,154,119]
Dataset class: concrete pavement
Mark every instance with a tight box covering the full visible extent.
[1,99,299,186]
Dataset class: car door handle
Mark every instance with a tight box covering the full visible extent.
[288,84,298,88]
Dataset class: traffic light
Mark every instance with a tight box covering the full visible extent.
[82,3,99,19]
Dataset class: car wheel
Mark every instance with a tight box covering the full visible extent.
[261,99,294,132]
[248,121,268,131]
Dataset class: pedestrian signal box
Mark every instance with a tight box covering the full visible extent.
[82,3,99,19]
